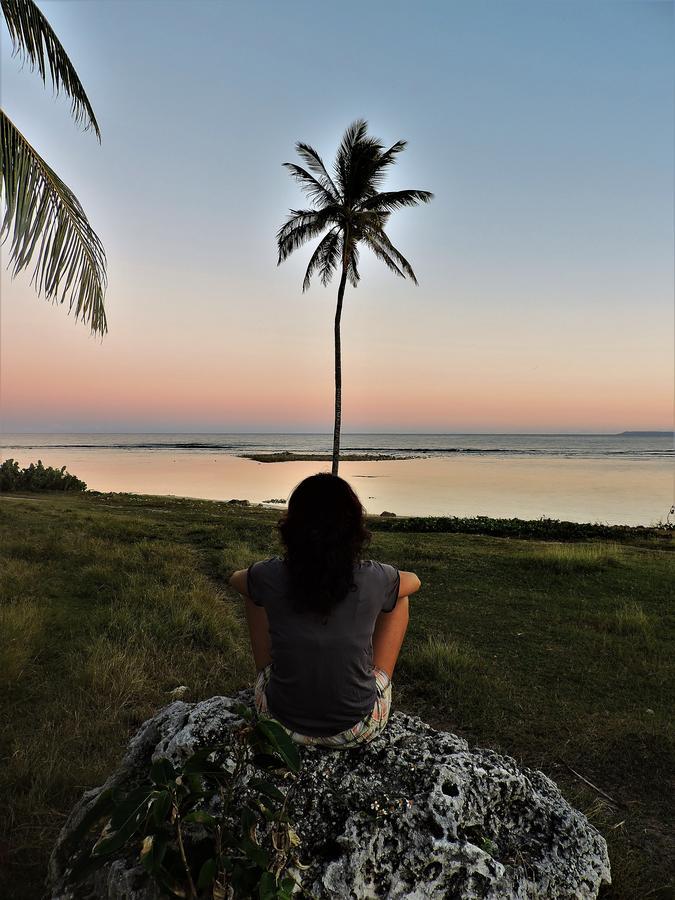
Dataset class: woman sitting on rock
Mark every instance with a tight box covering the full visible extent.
[229,472,420,748]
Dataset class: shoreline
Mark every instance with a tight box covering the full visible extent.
[239,451,416,462]
[62,491,672,543]
[2,450,671,526]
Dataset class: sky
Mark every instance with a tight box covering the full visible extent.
[0,0,673,434]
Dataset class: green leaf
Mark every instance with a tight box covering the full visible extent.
[184,749,227,780]
[258,870,277,900]
[91,826,135,857]
[182,810,217,827]
[248,777,285,803]
[109,786,152,830]
[197,857,217,890]
[256,802,276,822]
[140,833,168,875]
[279,875,296,897]
[149,790,172,826]
[251,752,285,770]
[240,836,269,870]
[155,865,189,897]
[255,720,301,773]
[150,757,176,786]
[234,703,254,721]
[231,861,260,896]
[241,805,258,834]
[185,773,205,795]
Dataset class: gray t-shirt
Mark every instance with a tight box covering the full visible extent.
[247,557,400,736]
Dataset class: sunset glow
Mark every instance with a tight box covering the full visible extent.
[0,0,672,434]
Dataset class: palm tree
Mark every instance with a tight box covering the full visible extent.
[277,119,432,475]
[0,0,107,335]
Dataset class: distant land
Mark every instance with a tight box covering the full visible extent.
[618,431,672,437]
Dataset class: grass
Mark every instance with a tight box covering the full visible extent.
[1,492,673,899]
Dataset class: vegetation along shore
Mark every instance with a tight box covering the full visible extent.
[1,491,673,899]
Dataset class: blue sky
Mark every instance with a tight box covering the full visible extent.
[1,0,672,432]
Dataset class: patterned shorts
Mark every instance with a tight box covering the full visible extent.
[254,665,392,748]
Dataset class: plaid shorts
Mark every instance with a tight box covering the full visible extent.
[254,665,392,748]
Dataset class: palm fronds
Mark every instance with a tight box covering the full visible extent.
[302,226,340,291]
[359,189,433,212]
[295,143,340,200]
[282,162,338,208]
[276,207,338,263]
[0,111,107,334]
[363,231,417,283]
[278,119,432,287]
[1,0,100,138]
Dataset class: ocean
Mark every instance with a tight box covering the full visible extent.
[1,432,673,525]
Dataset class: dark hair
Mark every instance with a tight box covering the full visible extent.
[278,472,372,617]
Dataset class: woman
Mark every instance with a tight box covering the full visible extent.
[229,472,420,748]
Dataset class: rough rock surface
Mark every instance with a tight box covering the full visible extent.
[48,693,611,899]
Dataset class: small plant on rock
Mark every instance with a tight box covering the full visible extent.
[72,706,303,899]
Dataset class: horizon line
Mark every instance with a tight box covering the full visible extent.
[1,429,673,437]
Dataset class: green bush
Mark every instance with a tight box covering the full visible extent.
[0,459,87,493]
[368,513,673,543]
[77,706,302,899]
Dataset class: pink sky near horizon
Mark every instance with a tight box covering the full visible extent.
[2,268,671,434]
[1,1,672,437]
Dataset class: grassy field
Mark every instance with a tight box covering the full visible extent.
[1,492,673,899]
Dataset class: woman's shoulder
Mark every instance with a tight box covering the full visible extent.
[250,555,286,573]
[356,559,399,579]
[357,558,396,570]
[247,556,288,605]
[247,556,288,586]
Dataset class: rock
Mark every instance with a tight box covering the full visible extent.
[380,511,397,518]
[226,499,250,506]
[48,694,611,899]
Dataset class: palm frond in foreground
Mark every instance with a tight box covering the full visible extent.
[0,111,107,334]
[0,0,100,138]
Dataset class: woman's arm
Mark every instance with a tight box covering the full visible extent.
[398,570,421,598]
[229,568,249,596]
[373,597,409,678]
[244,597,272,671]
[229,569,272,671]
[372,569,419,677]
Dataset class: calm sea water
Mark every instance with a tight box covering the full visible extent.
[2,433,673,525]
[2,432,673,458]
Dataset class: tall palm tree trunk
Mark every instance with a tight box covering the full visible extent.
[331,266,348,475]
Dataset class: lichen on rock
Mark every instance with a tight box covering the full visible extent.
[48,693,611,899]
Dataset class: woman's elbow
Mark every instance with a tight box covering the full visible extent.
[229,569,249,595]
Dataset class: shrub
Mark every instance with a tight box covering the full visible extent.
[0,459,87,493]
[73,706,302,899]
[368,513,674,544]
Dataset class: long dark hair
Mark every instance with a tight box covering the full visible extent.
[278,473,372,617]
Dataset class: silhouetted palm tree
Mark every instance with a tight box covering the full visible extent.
[277,119,432,474]
[0,0,107,334]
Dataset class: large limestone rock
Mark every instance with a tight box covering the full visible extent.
[48,694,611,899]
